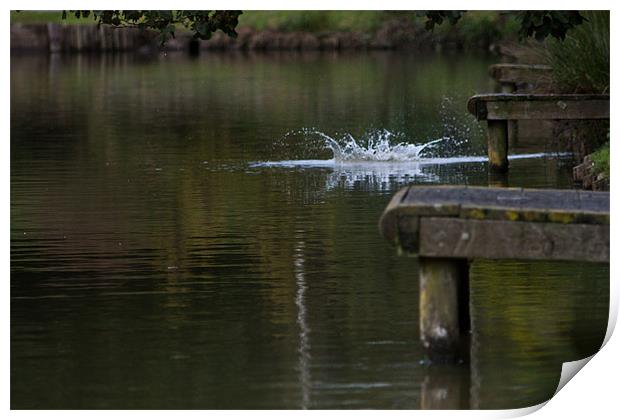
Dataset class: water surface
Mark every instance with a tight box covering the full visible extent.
[11,51,608,409]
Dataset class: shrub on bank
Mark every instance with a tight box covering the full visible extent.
[592,143,610,178]
[433,11,520,49]
[238,11,394,33]
[544,11,609,94]
[11,11,520,51]
[237,11,519,49]
[542,11,610,187]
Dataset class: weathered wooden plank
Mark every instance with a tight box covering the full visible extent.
[459,206,609,225]
[379,186,464,247]
[401,185,466,204]
[485,99,609,120]
[467,93,609,172]
[488,64,552,84]
[379,186,610,259]
[418,217,609,262]
[400,186,608,214]
[467,94,609,121]
[379,185,609,361]
[399,186,609,216]
[470,93,610,103]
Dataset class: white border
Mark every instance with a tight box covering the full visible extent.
[4,1,618,419]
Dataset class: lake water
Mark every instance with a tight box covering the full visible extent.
[10,51,608,409]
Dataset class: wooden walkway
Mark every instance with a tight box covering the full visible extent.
[379,185,609,359]
[488,64,553,147]
[488,63,552,93]
[380,185,609,262]
[467,93,610,172]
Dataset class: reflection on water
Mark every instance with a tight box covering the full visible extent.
[421,364,470,409]
[294,239,311,409]
[469,260,609,409]
[11,51,608,409]
[251,152,569,191]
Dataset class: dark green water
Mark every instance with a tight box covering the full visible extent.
[11,51,608,409]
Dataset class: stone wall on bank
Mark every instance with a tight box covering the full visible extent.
[11,19,483,54]
[573,154,609,191]
[11,23,160,53]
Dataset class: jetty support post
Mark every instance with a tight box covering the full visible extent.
[468,93,610,174]
[486,120,509,173]
[467,95,509,173]
[499,84,519,148]
[419,257,470,362]
[381,185,610,363]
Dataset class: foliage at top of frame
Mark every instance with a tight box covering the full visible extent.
[64,10,242,44]
[63,10,586,45]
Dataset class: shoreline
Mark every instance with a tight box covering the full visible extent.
[11,20,505,54]
[11,21,608,191]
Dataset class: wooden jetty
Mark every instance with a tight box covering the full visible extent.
[488,63,553,147]
[379,185,609,360]
[467,93,610,172]
[488,63,552,93]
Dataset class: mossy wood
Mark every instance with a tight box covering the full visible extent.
[467,93,609,172]
[380,185,609,359]
[488,64,552,86]
[469,94,610,121]
[380,185,609,262]
[489,64,546,149]
[419,257,470,361]
[486,120,509,172]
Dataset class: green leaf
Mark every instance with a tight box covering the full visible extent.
[196,21,209,36]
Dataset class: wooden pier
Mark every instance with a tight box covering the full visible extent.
[488,63,553,148]
[379,185,609,360]
[467,93,609,172]
[488,63,552,93]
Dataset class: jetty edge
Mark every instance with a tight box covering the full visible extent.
[379,185,609,360]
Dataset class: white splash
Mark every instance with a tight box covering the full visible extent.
[314,130,445,162]
[246,129,570,192]
[252,129,558,168]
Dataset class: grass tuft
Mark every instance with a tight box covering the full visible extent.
[591,142,610,178]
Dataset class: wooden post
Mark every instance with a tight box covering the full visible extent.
[500,83,519,148]
[467,94,609,174]
[419,257,470,362]
[486,120,509,173]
